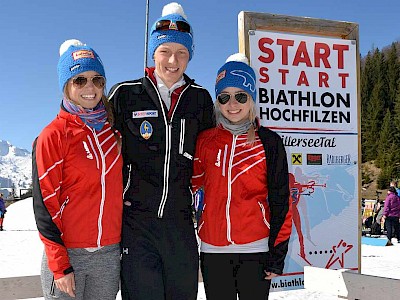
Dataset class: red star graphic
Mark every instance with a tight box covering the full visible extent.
[325,239,353,269]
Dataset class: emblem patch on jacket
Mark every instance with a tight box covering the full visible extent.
[82,141,93,159]
[215,149,222,167]
[140,120,153,140]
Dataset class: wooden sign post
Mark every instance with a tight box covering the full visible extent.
[238,11,361,292]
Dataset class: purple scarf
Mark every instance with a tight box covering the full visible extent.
[62,98,107,131]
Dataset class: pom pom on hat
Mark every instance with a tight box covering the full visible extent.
[59,39,85,56]
[162,2,187,19]
[225,53,249,65]
[215,53,257,102]
[148,2,194,61]
[57,39,105,92]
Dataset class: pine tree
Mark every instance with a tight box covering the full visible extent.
[361,52,375,111]
[391,80,400,176]
[376,110,397,188]
[376,109,395,167]
[361,52,374,162]
[372,49,389,107]
[385,43,400,110]
[363,79,386,161]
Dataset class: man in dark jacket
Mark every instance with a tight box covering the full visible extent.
[108,3,215,300]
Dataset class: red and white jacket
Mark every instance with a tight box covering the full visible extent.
[192,125,292,274]
[32,109,123,279]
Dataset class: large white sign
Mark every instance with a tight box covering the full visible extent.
[250,30,359,292]
[251,30,357,133]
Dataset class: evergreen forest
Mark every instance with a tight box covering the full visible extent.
[361,42,400,189]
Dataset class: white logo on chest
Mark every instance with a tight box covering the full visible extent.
[83,141,93,159]
[215,149,222,167]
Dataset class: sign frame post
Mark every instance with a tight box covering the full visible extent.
[238,11,361,292]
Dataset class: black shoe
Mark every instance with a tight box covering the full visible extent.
[386,241,393,246]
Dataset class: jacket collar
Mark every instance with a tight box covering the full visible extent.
[58,107,85,127]
[145,67,194,87]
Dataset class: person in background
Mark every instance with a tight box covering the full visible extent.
[108,2,214,300]
[0,193,6,231]
[371,198,384,236]
[191,53,292,300]
[32,39,123,299]
[390,180,400,195]
[382,186,400,246]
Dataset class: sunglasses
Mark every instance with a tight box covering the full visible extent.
[155,20,191,33]
[217,92,249,105]
[71,76,106,89]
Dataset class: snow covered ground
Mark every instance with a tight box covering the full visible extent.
[1,198,399,300]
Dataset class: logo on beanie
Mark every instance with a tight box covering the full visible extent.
[70,64,80,72]
[72,50,95,61]
[216,70,226,84]
[158,34,167,40]
[230,70,256,92]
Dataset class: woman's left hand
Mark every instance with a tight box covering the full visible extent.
[264,270,278,280]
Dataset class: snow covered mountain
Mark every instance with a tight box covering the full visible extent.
[0,140,31,197]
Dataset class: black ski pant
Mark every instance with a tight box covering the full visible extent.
[200,252,271,300]
[120,210,199,300]
[385,216,400,240]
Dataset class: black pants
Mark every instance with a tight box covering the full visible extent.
[200,252,271,300]
[385,216,400,240]
[120,209,199,300]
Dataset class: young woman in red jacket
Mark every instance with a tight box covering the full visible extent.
[192,53,292,300]
[33,39,122,300]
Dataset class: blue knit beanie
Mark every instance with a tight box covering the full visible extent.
[57,39,106,92]
[215,53,257,102]
[148,2,194,61]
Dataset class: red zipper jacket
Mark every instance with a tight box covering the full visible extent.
[32,109,123,279]
[192,126,291,274]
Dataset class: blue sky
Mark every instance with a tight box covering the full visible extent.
[1,0,399,151]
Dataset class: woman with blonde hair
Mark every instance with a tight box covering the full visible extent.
[192,53,292,300]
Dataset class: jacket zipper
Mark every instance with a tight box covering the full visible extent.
[226,135,237,244]
[123,164,132,199]
[147,76,191,218]
[59,197,69,219]
[158,122,172,217]
[146,77,169,218]
[179,119,185,154]
[89,127,106,247]
[168,90,172,109]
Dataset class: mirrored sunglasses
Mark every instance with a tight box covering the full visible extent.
[217,92,249,105]
[71,76,106,89]
[155,20,191,33]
